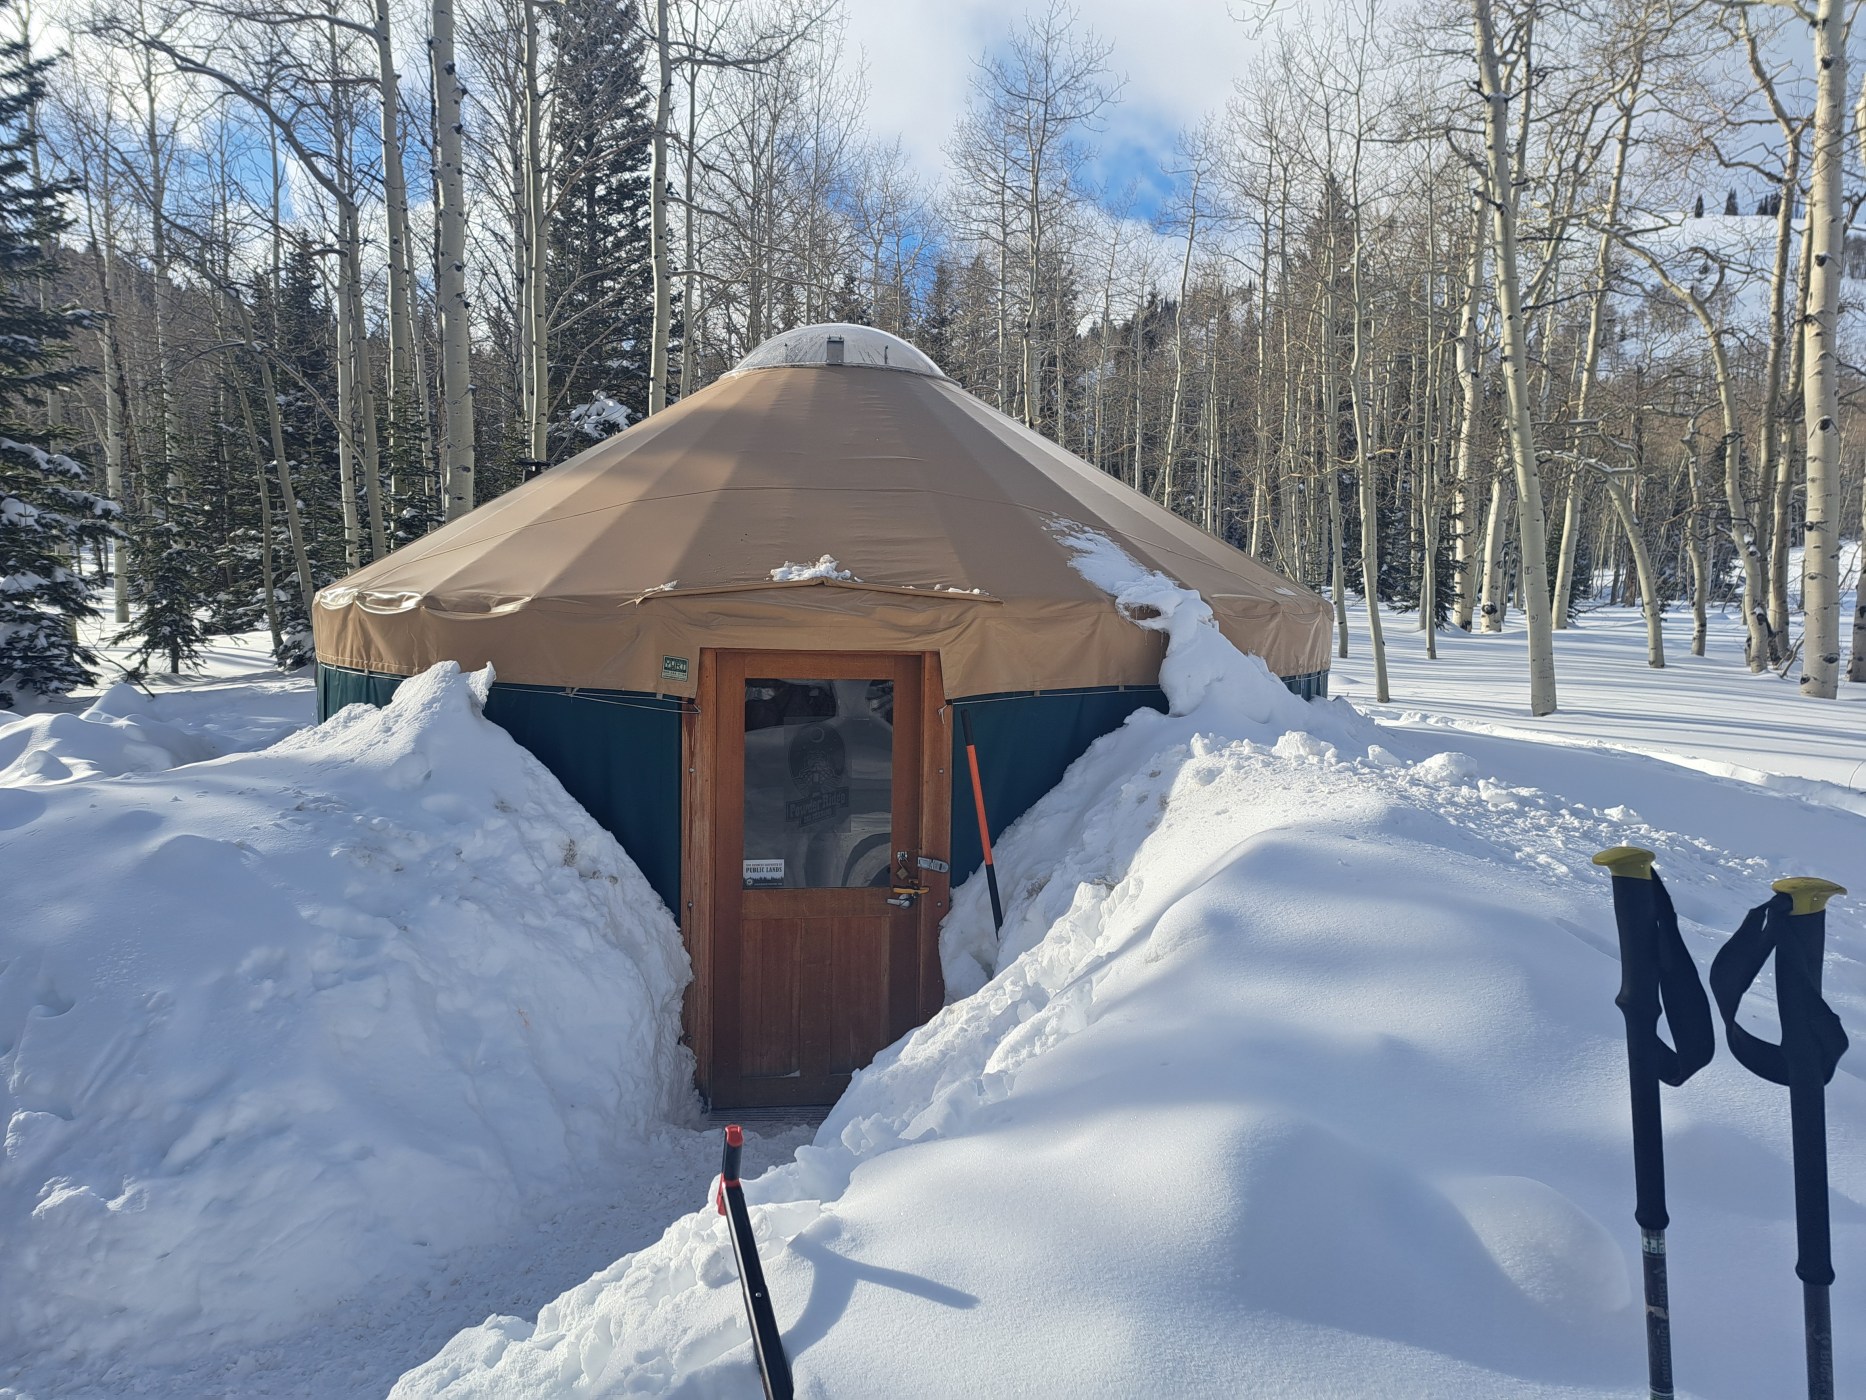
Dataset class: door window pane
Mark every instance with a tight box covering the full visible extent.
[743,678,893,888]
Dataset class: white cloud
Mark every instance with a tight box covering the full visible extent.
[840,0,1267,195]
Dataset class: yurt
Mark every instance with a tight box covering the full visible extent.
[314,324,1330,1107]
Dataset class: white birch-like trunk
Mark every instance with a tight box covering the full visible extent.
[1350,215,1388,701]
[679,63,699,399]
[255,350,316,616]
[340,206,388,559]
[1799,0,1847,698]
[1159,171,1201,507]
[1022,163,1043,431]
[1320,267,1348,659]
[1616,236,1769,669]
[1475,0,1557,714]
[433,0,475,519]
[1852,83,1866,682]
[1477,475,1509,631]
[1553,92,1637,628]
[1596,468,1664,667]
[1340,89,1387,697]
[329,253,363,569]
[92,171,130,622]
[522,0,549,463]
[647,0,673,416]
[1685,453,1708,658]
[1451,197,1485,631]
[373,0,422,509]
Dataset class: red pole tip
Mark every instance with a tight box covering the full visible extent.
[725,1124,744,1147]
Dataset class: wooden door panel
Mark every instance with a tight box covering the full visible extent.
[698,650,946,1109]
[740,917,799,1079]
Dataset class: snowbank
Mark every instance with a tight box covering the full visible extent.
[395,545,1864,1398]
[0,657,317,788]
[0,663,693,1389]
[0,683,224,784]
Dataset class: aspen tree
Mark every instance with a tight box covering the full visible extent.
[1474,0,1557,714]
[1343,40,1387,701]
[1160,142,1208,509]
[521,0,548,466]
[433,0,475,518]
[1448,191,1487,632]
[1851,75,1866,684]
[1616,235,1767,667]
[1797,0,1848,698]
[1553,72,1639,630]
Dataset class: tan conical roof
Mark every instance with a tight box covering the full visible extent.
[314,328,1330,697]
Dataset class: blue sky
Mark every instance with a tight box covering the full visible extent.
[840,0,1261,222]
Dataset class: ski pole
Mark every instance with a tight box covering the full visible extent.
[960,709,1004,932]
[716,1125,794,1400]
[1592,846,1716,1400]
[1710,877,1849,1400]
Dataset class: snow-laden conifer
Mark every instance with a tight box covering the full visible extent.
[0,35,114,708]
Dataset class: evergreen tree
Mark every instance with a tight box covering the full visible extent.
[546,0,655,458]
[829,271,870,326]
[919,257,957,372]
[119,498,209,675]
[269,239,342,580]
[0,36,115,708]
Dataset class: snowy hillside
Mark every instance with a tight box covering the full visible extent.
[393,563,1865,1398]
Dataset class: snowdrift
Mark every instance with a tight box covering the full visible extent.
[0,683,226,785]
[397,543,1865,1398]
[0,664,693,1385]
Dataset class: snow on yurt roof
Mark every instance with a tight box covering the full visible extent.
[729,323,945,378]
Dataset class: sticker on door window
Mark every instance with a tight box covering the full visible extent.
[742,858,785,887]
[743,678,893,887]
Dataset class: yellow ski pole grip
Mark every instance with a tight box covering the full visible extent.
[1593,846,1657,880]
[1771,877,1847,916]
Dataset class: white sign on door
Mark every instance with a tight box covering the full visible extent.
[742,858,786,888]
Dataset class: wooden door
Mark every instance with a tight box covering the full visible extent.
[697,651,946,1108]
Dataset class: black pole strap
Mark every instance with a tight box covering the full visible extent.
[1708,894,1848,1090]
[1710,889,1849,1297]
[1640,874,1719,1088]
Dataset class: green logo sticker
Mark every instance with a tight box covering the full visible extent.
[661,655,690,683]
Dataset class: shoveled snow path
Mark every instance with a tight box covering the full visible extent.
[64,1123,809,1399]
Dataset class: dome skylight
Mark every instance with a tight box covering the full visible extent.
[729,323,945,378]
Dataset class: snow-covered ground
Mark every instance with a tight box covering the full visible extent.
[1335,599,1866,806]
[4,586,1865,1398]
[3,623,315,772]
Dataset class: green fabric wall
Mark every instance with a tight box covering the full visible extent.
[318,667,685,911]
[316,663,1326,914]
[945,686,1167,885]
